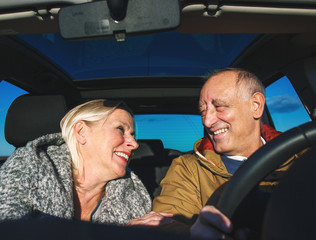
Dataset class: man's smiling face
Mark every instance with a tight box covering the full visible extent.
[199,71,258,157]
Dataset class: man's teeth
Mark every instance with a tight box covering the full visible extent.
[213,128,228,135]
[116,152,129,160]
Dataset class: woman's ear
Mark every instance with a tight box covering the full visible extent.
[73,121,87,145]
[251,92,265,119]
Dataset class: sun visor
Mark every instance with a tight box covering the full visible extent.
[58,0,180,42]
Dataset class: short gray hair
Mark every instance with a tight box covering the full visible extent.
[203,67,265,100]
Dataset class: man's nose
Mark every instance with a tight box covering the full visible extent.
[202,109,217,128]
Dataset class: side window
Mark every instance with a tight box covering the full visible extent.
[265,76,311,132]
[0,81,28,157]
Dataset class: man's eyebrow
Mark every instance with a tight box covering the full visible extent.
[212,98,229,105]
[199,103,205,108]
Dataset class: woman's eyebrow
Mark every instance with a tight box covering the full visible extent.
[116,121,129,127]
[117,121,135,131]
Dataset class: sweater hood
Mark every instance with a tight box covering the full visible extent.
[25,132,67,150]
[1,133,151,222]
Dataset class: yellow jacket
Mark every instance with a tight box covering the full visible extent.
[153,138,295,228]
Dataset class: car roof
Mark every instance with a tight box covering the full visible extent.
[1,0,316,115]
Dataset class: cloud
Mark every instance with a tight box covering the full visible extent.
[266,95,302,113]
[135,117,174,122]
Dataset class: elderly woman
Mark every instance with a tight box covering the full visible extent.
[0,99,171,225]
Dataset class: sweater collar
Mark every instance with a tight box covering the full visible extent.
[197,123,282,154]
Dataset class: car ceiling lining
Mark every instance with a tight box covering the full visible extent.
[233,33,316,82]
[179,4,316,33]
[0,36,76,95]
[2,1,316,35]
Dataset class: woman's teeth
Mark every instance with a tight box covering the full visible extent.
[115,152,129,160]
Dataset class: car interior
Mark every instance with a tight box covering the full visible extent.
[0,0,316,239]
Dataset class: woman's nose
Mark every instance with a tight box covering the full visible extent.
[127,136,139,150]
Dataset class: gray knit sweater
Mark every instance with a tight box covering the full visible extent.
[0,133,152,224]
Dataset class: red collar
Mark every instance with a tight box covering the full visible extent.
[198,124,282,153]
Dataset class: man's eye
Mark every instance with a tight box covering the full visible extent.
[200,110,206,117]
[215,105,225,111]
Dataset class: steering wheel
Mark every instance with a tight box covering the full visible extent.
[216,120,316,219]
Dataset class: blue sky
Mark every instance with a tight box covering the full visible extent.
[265,76,310,132]
[0,81,27,156]
[0,76,311,156]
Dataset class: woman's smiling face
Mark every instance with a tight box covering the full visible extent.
[80,108,139,181]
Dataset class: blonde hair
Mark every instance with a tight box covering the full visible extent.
[60,99,132,173]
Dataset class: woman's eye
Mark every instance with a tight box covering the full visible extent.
[117,126,124,132]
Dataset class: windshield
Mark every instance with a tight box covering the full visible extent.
[18,31,258,80]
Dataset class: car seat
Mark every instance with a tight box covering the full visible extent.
[5,94,68,148]
[129,139,182,199]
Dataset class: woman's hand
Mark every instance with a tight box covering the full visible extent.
[127,211,174,227]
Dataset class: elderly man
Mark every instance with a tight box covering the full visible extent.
[153,68,292,239]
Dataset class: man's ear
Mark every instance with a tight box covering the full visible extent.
[73,121,87,145]
[251,92,265,119]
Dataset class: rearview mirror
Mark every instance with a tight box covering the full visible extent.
[58,0,181,42]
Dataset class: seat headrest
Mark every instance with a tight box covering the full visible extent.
[5,95,68,148]
[129,139,166,166]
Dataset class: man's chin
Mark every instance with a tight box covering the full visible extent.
[213,145,230,155]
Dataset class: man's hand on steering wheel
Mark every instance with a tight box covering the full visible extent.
[190,205,250,240]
